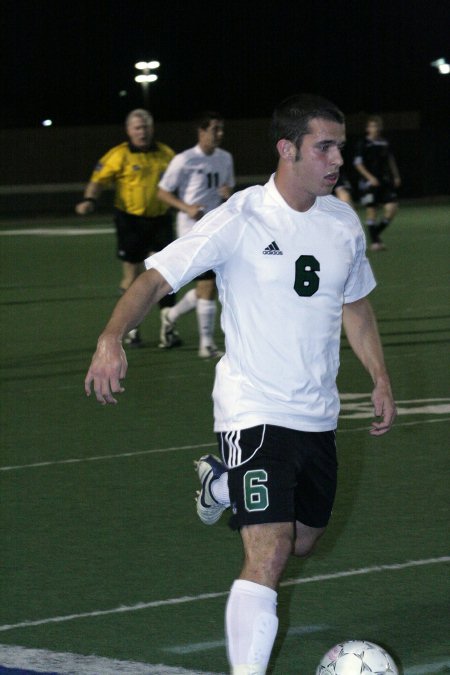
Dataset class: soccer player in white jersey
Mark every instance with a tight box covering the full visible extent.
[157,111,235,357]
[84,94,396,675]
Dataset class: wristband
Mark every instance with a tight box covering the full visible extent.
[83,197,97,204]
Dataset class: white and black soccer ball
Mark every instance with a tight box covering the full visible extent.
[316,640,398,674]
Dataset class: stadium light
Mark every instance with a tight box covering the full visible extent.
[134,61,160,107]
[135,73,158,83]
[135,60,160,71]
[431,58,450,75]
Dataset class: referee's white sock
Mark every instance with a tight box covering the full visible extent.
[167,288,197,322]
[226,579,278,675]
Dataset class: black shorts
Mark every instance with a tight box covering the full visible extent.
[114,209,175,263]
[195,270,216,281]
[218,425,337,530]
[359,182,398,207]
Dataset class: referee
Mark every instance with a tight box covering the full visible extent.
[76,109,179,347]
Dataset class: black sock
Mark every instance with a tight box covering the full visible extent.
[367,223,380,244]
[377,218,390,235]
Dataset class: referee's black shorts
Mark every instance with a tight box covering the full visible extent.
[218,424,337,530]
[114,209,175,263]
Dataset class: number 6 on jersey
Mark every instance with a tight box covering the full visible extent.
[294,254,320,297]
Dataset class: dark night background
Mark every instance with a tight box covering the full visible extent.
[2,0,449,128]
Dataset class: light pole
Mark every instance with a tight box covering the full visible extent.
[134,60,160,109]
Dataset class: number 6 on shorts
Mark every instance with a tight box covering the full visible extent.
[244,469,269,512]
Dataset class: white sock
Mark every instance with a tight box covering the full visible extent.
[210,472,230,506]
[226,579,278,674]
[167,288,197,322]
[196,298,217,348]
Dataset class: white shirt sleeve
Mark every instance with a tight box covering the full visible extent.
[343,227,376,303]
[145,203,240,291]
[158,153,185,193]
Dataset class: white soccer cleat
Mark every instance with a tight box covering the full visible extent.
[159,308,182,348]
[194,454,227,525]
[198,345,224,359]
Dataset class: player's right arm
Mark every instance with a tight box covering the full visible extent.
[157,187,205,221]
[353,140,379,187]
[85,268,172,405]
[343,296,396,435]
[353,161,379,187]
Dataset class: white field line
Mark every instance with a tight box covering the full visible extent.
[0,644,222,675]
[343,417,449,431]
[341,405,450,418]
[1,416,449,473]
[166,624,328,654]
[404,660,450,674]
[339,395,450,403]
[0,557,448,634]
[0,442,213,472]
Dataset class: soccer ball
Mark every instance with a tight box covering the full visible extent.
[316,640,398,674]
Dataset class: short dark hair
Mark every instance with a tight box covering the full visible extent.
[367,114,383,127]
[271,94,345,149]
[195,111,224,130]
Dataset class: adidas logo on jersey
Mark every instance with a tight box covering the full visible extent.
[263,241,283,255]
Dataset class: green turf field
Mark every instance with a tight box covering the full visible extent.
[1,202,449,674]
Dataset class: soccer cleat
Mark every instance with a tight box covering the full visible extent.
[198,345,224,359]
[194,454,227,524]
[123,328,143,347]
[369,242,387,252]
[159,308,182,348]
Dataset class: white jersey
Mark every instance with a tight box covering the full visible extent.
[158,144,235,237]
[146,175,376,433]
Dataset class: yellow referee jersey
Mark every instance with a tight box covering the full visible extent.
[90,141,175,217]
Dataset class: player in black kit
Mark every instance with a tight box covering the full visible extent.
[353,115,401,251]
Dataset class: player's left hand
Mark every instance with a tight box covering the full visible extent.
[370,379,397,436]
